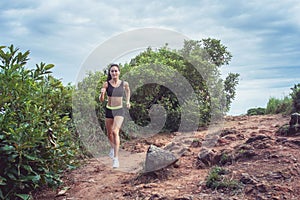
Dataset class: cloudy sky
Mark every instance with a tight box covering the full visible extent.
[1,0,300,115]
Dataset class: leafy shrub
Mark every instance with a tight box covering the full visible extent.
[0,45,80,199]
[247,107,266,116]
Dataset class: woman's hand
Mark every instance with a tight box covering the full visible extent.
[126,102,131,109]
[99,87,106,102]
[100,88,106,93]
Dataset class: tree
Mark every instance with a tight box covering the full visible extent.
[123,39,239,131]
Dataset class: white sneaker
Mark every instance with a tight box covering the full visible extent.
[113,158,119,168]
[109,148,114,159]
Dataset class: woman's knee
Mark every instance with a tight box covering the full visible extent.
[112,128,120,137]
[107,131,113,137]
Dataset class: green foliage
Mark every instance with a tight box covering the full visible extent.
[201,38,232,67]
[247,107,266,116]
[290,83,300,113]
[206,166,241,190]
[224,73,240,111]
[123,63,202,132]
[265,96,292,114]
[180,39,238,113]
[127,47,206,131]
[0,45,80,199]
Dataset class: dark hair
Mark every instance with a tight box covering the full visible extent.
[107,64,120,81]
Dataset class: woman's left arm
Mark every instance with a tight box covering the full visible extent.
[124,81,131,109]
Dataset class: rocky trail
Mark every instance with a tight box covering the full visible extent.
[33,114,300,200]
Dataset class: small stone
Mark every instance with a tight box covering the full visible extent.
[256,183,267,193]
[197,148,219,167]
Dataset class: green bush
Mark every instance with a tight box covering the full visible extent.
[0,45,80,199]
[247,107,266,116]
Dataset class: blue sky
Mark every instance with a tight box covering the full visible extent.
[1,0,300,115]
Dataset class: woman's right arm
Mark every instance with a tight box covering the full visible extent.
[99,82,108,102]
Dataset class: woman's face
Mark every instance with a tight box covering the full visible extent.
[110,66,120,79]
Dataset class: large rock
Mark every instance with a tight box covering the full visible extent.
[288,113,300,136]
[144,145,178,172]
[277,113,300,136]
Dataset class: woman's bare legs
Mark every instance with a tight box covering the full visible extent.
[105,118,114,150]
[105,116,124,167]
[111,116,124,159]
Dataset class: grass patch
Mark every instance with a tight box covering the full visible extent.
[206,166,241,191]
